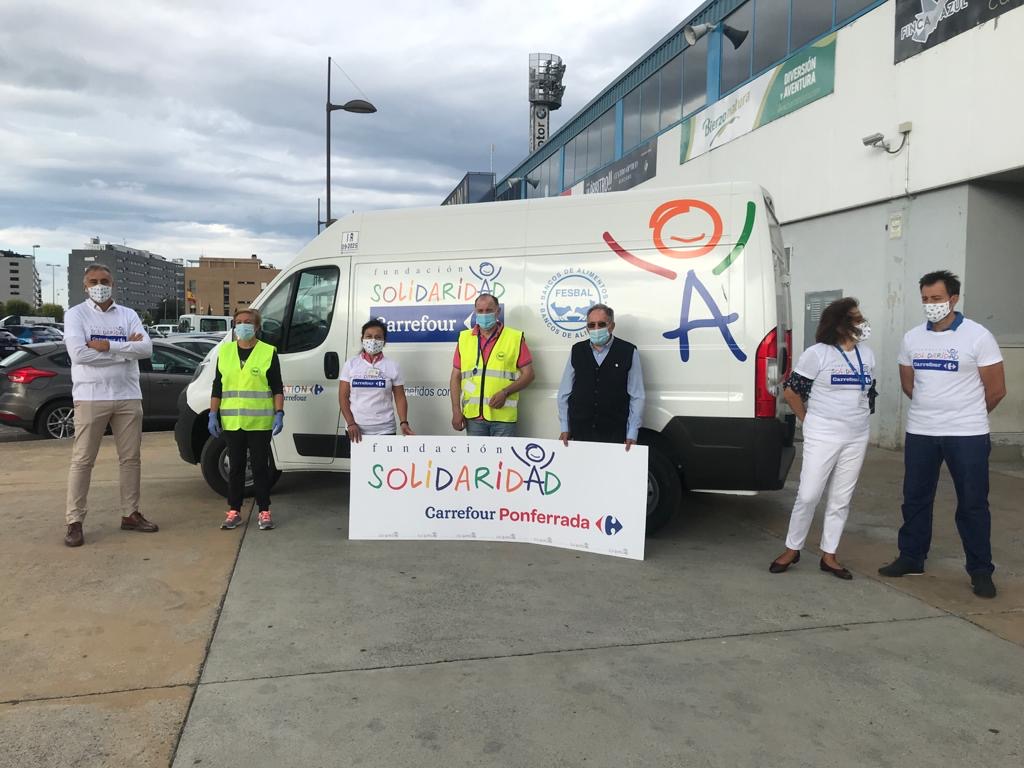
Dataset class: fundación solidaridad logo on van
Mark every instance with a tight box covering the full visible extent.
[540,268,609,339]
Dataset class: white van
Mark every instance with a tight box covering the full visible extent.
[177,314,232,334]
[175,182,795,531]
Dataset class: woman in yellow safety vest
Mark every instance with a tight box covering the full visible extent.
[208,308,284,531]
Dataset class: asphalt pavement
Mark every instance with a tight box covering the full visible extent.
[1,433,1022,768]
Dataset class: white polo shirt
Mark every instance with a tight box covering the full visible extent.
[340,353,405,430]
[898,314,1002,436]
[794,342,875,441]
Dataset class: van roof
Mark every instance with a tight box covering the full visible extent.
[293,181,767,265]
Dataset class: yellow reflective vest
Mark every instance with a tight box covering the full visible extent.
[217,341,275,431]
[457,327,523,422]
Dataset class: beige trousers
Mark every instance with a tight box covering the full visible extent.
[65,399,144,524]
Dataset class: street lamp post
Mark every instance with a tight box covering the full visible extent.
[45,262,60,305]
[325,56,376,229]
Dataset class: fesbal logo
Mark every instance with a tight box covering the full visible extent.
[365,440,625,536]
[539,267,608,339]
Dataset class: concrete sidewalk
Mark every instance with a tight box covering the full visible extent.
[2,434,1023,767]
[173,447,1024,768]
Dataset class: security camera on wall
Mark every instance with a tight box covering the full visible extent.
[861,133,886,147]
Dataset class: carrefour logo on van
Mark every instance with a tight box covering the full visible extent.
[371,304,477,343]
[540,268,608,339]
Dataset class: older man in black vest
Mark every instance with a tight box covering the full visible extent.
[557,304,645,451]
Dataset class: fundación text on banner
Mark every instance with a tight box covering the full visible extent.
[349,436,648,560]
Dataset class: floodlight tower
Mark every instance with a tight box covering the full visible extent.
[528,53,566,153]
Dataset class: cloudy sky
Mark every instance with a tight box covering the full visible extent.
[0,0,700,305]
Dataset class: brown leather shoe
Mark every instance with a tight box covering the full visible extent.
[65,522,84,547]
[121,511,159,532]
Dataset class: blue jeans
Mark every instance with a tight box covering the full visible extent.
[899,433,993,575]
[465,419,517,438]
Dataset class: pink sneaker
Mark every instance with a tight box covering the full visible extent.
[221,510,243,530]
[257,510,275,530]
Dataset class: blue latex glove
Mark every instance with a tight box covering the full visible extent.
[272,411,284,436]
[208,411,222,438]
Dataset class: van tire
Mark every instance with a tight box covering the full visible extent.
[200,435,282,499]
[646,447,681,535]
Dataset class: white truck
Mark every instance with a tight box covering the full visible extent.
[176,314,232,334]
[176,182,795,532]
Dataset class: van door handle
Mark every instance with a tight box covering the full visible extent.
[324,351,339,379]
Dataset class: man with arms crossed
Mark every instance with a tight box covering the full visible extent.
[63,264,157,547]
[879,270,1006,597]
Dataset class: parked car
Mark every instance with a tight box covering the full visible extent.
[0,329,18,360]
[153,323,178,336]
[5,325,64,344]
[161,333,223,358]
[0,340,204,439]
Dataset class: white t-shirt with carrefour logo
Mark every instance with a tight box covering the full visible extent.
[794,342,875,441]
[898,314,1002,436]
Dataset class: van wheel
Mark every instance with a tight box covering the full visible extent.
[646,448,682,535]
[37,399,75,439]
[200,436,283,499]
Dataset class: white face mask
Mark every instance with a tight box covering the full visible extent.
[87,284,112,303]
[855,321,871,341]
[362,338,385,355]
[923,301,951,324]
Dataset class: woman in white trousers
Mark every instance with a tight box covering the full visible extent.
[770,298,875,580]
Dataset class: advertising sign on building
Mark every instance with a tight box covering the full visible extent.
[583,139,658,195]
[350,436,648,560]
[895,0,1022,62]
[680,33,837,164]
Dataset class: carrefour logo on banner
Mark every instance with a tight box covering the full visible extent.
[371,304,491,343]
[540,268,608,339]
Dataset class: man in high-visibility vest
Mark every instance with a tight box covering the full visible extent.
[449,293,535,437]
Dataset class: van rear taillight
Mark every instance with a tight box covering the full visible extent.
[755,329,779,418]
[6,366,57,385]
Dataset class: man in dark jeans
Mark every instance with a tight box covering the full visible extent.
[879,271,1006,597]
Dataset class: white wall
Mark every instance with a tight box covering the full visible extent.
[644,1,1024,225]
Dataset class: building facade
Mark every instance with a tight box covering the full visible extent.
[479,0,1023,449]
[0,250,42,308]
[184,255,280,318]
[67,238,185,320]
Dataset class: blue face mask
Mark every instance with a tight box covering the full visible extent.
[588,328,610,346]
[235,323,256,341]
[475,312,497,330]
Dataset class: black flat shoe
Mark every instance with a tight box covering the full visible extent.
[820,558,853,580]
[769,551,800,573]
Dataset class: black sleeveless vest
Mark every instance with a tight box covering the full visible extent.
[568,337,635,443]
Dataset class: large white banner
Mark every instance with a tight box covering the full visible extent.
[350,436,648,560]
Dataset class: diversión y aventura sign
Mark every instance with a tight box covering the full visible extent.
[680,32,837,164]
[350,436,648,560]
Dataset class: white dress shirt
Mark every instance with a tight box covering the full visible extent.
[63,299,153,401]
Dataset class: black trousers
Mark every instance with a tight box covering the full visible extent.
[223,429,273,512]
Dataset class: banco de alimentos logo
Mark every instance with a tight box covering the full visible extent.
[540,268,608,339]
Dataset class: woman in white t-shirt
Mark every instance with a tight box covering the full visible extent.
[339,320,414,443]
[770,298,876,580]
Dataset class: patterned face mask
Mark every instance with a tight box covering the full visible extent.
[855,322,871,341]
[88,284,112,303]
[362,338,385,355]
[923,301,951,324]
